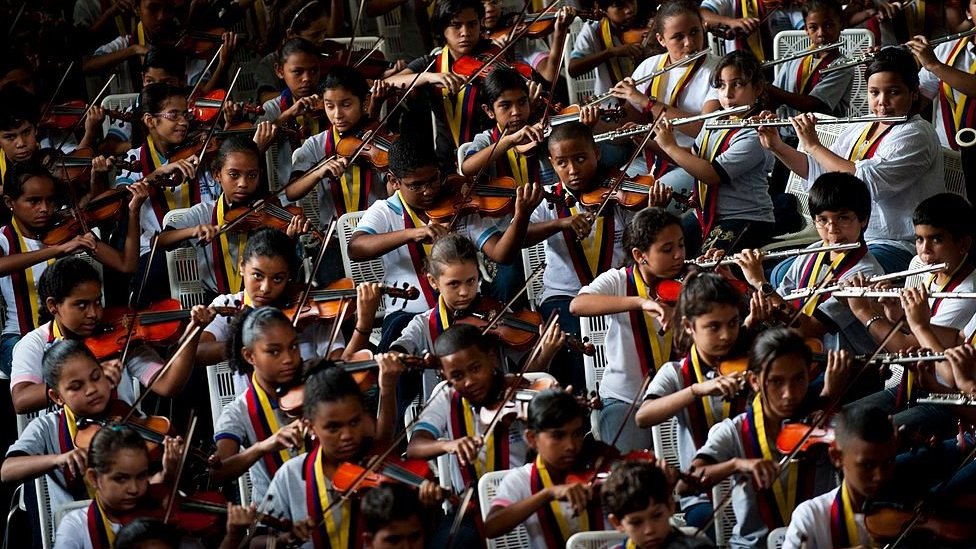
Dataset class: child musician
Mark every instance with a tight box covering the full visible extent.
[698,0,803,62]
[569,0,646,101]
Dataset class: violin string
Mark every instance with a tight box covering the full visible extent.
[187,44,223,102]
[120,233,162,365]
[447,127,510,232]
[479,262,546,335]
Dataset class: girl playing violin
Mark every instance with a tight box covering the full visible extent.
[689,328,849,548]
[634,272,751,529]
[263,364,442,548]
[656,50,776,257]
[54,425,186,549]
[288,65,391,284]
[569,0,646,101]
[157,137,310,298]
[570,208,679,453]
[255,37,329,189]
[3,341,183,524]
[195,228,379,367]
[699,0,804,62]
[0,162,148,375]
[9,256,214,414]
[485,388,608,546]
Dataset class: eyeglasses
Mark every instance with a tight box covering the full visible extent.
[813,213,858,229]
[401,173,443,193]
[153,110,191,122]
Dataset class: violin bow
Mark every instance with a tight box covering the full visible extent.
[446,126,509,232]
[348,0,368,49]
[210,57,438,242]
[55,74,117,152]
[288,216,338,326]
[118,232,163,366]
[502,0,535,44]
[353,38,386,69]
[187,44,224,102]
[120,323,205,424]
[6,1,24,37]
[195,66,243,167]
[693,318,908,538]
[445,482,477,549]
[477,261,546,335]
[326,299,350,352]
[163,413,198,523]
[38,60,75,126]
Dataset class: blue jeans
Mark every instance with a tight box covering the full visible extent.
[1,333,19,377]
[682,501,716,540]
[847,388,957,441]
[598,396,651,453]
[538,296,585,392]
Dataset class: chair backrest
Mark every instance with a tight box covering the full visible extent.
[782,118,849,221]
[564,23,596,104]
[35,478,54,549]
[712,479,737,548]
[265,142,282,196]
[767,526,788,549]
[943,148,967,199]
[205,361,254,506]
[478,470,532,549]
[457,142,474,175]
[374,11,405,60]
[566,531,628,549]
[904,255,926,289]
[337,212,386,284]
[521,242,547,310]
[99,93,139,138]
[54,499,90,528]
[161,208,210,308]
[651,417,682,469]
[328,36,390,59]
[772,30,874,116]
[580,314,610,438]
[267,143,322,229]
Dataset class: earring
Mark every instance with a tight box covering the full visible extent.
[640,259,648,265]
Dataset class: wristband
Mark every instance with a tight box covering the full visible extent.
[864,315,884,331]
[354,326,372,336]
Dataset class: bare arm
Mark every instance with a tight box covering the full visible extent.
[570,294,642,316]
[11,382,48,414]
[348,228,423,261]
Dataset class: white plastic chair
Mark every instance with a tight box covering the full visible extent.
[337,211,387,343]
[772,30,875,116]
[161,208,210,308]
[205,361,253,506]
[762,120,849,252]
[99,93,139,140]
[566,530,628,549]
[54,499,90,528]
[580,314,610,437]
[943,148,967,199]
[712,479,737,548]
[564,22,596,104]
[328,36,390,59]
[767,526,788,549]
[651,416,682,469]
[457,142,475,175]
[521,242,547,311]
[375,10,406,60]
[16,412,55,549]
[478,470,532,549]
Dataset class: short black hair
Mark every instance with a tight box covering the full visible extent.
[433,324,498,359]
[431,0,485,37]
[748,327,811,379]
[623,207,682,257]
[323,65,371,102]
[802,0,843,19]
[601,460,672,518]
[0,86,39,131]
[913,193,975,240]
[835,403,895,447]
[114,519,181,549]
[865,47,919,91]
[807,172,871,222]
[711,49,765,90]
[388,137,439,179]
[480,67,528,108]
[3,158,60,201]
[277,37,321,66]
[38,256,101,323]
[43,340,99,389]
[546,121,595,151]
[596,0,636,10]
[302,360,366,418]
[227,307,294,376]
[142,45,185,77]
[240,227,301,279]
[361,484,424,534]
[139,82,187,122]
[526,388,585,431]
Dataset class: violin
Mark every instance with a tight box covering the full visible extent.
[73,401,174,462]
[425,175,572,223]
[864,496,976,544]
[320,40,396,80]
[277,351,439,416]
[718,338,826,378]
[40,100,138,130]
[281,278,420,326]
[85,299,239,360]
[579,172,683,211]
[42,188,132,246]
[453,296,596,355]
[223,196,323,240]
[191,89,264,123]
[649,278,682,306]
[453,45,534,80]
[170,28,253,59]
[211,121,301,142]
[487,8,603,40]
[621,26,652,45]
[775,422,835,454]
[477,375,559,426]
[43,147,140,186]
[332,456,453,499]
[335,127,397,169]
[567,448,709,494]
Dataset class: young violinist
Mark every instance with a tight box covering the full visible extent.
[736,173,884,358]
[758,46,943,273]
[287,65,390,283]
[0,87,43,201]
[9,256,214,414]
[689,328,848,548]
[602,460,713,549]
[196,228,377,366]
[157,137,310,298]
[383,0,493,171]
[361,484,428,549]
[523,121,633,390]
[262,364,443,548]
[698,0,804,63]
[0,162,147,375]
[569,207,678,453]
[484,388,607,546]
[783,404,897,549]
[655,50,776,256]
[609,0,721,180]
[911,0,976,150]
[569,0,645,100]
[633,272,750,529]
[347,137,539,351]
[3,341,182,520]
[255,37,329,188]
[480,2,577,86]
[54,425,186,549]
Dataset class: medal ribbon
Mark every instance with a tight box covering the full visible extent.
[87,499,116,549]
[600,18,634,85]
[626,265,672,378]
[531,455,583,545]
[646,55,704,176]
[830,480,861,548]
[245,374,294,475]
[491,126,532,186]
[428,295,453,344]
[4,221,52,333]
[305,445,354,549]
[555,183,614,284]
[325,126,372,214]
[142,136,192,225]
[847,123,894,161]
[0,150,7,183]
[438,49,478,147]
[742,394,797,527]
[397,191,437,306]
[795,242,867,316]
[736,0,765,59]
[212,199,245,294]
[796,49,840,95]
[939,37,976,150]
[693,127,738,236]
[449,392,508,484]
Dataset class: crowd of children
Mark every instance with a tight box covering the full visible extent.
[0,0,975,547]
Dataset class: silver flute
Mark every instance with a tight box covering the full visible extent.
[686,242,861,269]
[593,105,750,143]
[779,262,948,301]
[584,50,708,107]
[759,42,843,69]
[704,114,907,130]
[831,288,976,299]
[822,27,976,74]
[917,393,976,406]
